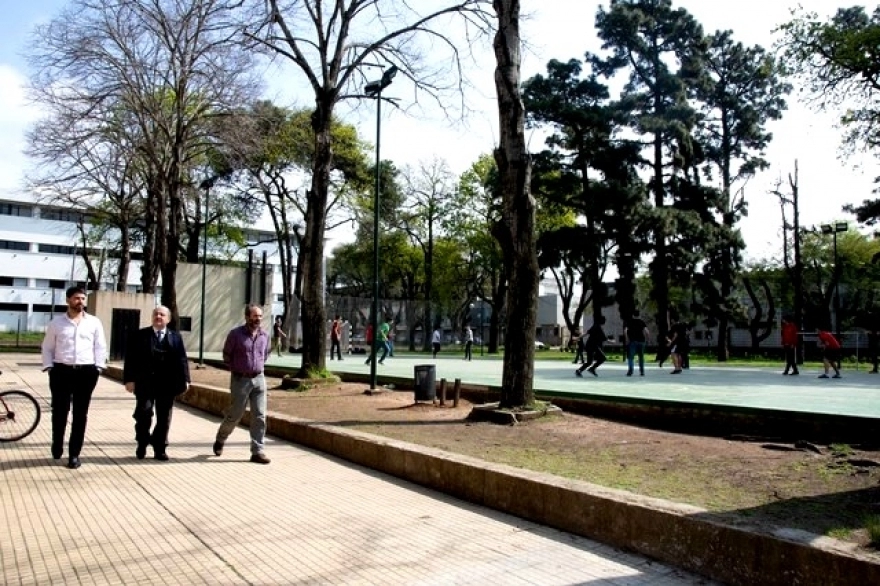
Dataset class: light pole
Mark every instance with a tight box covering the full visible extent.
[197,177,215,368]
[820,222,848,335]
[365,65,397,392]
[480,300,485,356]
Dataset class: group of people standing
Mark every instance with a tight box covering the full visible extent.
[42,286,273,469]
[573,311,689,377]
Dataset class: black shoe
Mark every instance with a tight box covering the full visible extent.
[212,440,224,456]
[51,446,63,460]
[575,370,583,378]
[671,369,682,374]
[782,371,789,376]
[626,371,633,377]
[790,371,799,376]
[587,368,598,377]
[136,445,147,460]
[250,453,271,464]
[67,458,81,469]
[155,452,169,461]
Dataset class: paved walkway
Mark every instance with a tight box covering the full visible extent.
[247,353,880,419]
[0,356,711,585]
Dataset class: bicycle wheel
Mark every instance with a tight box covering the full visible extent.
[0,390,42,442]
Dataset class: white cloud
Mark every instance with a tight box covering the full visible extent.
[0,64,40,190]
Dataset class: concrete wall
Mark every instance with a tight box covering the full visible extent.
[176,262,273,354]
[88,291,156,330]
[86,263,273,355]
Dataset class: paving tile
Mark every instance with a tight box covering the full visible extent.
[1,355,713,585]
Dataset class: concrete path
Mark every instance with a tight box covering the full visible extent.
[249,352,880,419]
[0,355,711,585]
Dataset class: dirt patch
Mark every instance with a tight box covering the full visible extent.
[190,365,880,552]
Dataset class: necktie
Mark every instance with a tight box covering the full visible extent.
[156,330,163,344]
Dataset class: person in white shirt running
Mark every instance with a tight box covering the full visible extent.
[41,286,107,469]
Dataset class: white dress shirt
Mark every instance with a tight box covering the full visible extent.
[41,312,108,370]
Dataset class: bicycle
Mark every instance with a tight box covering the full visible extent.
[0,370,42,442]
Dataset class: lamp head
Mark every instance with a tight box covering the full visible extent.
[364,65,399,96]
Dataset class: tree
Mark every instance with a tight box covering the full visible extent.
[523,57,647,334]
[215,101,370,346]
[454,154,507,354]
[26,128,144,292]
[492,0,538,408]
[693,30,790,360]
[594,0,706,342]
[27,0,260,325]
[778,6,880,153]
[770,161,804,337]
[398,159,459,351]
[253,0,490,376]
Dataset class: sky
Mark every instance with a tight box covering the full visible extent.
[0,0,875,263]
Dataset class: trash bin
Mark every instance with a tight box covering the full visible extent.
[413,364,436,402]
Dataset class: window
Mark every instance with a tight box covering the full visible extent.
[40,208,83,223]
[0,277,12,286]
[0,203,32,217]
[35,279,50,288]
[0,303,27,311]
[39,244,75,255]
[49,280,66,289]
[0,240,29,251]
[12,278,27,287]
[32,304,68,313]
[178,316,192,332]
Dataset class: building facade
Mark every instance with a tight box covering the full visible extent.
[0,188,285,333]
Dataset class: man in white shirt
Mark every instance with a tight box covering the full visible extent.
[41,286,107,469]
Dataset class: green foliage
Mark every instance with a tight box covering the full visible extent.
[777,6,880,152]
[867,515,880,546]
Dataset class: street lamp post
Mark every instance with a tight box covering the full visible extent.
[364,65,397,392]
[820,222,848,335]
[197,177,215,368]
[480,301,485,356]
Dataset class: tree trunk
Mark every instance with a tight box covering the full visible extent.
[493,0,537,408]
[141,182,160,293]
[299,102,332,376]
[651,132,669,342]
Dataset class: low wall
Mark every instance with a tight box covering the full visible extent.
[102,365,880,585]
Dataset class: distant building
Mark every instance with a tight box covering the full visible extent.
[0,188,285,332]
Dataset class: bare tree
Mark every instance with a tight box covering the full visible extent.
[253,0,491,375]
[27,0,260,324]
[27,125,144,292]
[398,158,458,350]
[492,0,537,408]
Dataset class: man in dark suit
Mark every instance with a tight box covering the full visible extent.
[123,306,190,461]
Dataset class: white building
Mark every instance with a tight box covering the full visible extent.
[0,188,287,332]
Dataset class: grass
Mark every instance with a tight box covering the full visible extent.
[0,331,43,346]
[867,516,880,546]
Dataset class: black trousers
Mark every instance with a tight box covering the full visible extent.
[784,345,798,373]
[49,364,100,459]
[330,338,342,360]
[133,392,175,452]
[464,341,473,360]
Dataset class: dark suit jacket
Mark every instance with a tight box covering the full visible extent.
[123,327,190,397]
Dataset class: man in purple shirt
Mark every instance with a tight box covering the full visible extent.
[213,304,272,464]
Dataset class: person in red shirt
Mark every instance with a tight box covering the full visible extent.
[781,315,799,376]
[817,329,841,379]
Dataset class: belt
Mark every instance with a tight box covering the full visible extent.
[232,371,262,378]
[54,363,95,370]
